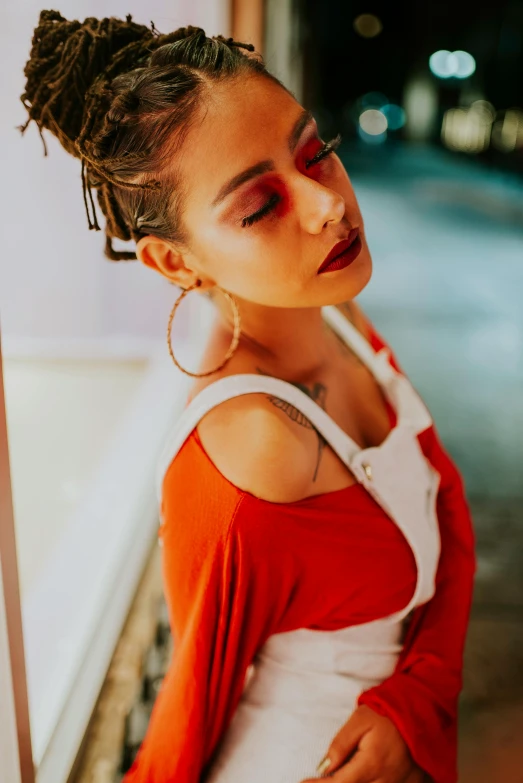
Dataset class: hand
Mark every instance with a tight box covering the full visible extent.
[299,705,426,783]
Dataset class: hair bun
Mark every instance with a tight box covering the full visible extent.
[17,13,266,261]
[18,9,158,158]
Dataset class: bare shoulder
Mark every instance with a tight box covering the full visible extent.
[196,390,318,503]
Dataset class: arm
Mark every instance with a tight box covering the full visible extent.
[122,489,279,783]
[352,302,477,783]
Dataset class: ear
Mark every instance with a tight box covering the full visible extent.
[135,235,195,288]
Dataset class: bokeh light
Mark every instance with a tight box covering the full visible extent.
[360,91,389,110]
[429,50,476,79]
[381,104,406,130]
[469,100,496,125]
[359,109,388,135]
[441,101,523,154]
[357,126,387,144]
[343,92,407,143]
[402,75,439,140]
[441,107,491,152]
[353,14,383,38]
[491,109,523,152]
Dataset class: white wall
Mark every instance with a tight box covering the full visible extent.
[0,1,231,347]
[0,4,230,782]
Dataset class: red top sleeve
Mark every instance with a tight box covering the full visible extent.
[123,499,262,783]
[357,318,477,783]
[122,454,296,783]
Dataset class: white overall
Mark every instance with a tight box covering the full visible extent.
[155,305,442,783]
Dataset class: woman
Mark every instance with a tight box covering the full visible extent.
[19,11,476,783]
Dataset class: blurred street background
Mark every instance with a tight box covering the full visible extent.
[298,4,523,779]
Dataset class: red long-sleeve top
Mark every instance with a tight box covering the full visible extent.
[123,316,477,783]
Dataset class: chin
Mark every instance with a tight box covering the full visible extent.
[358,248,373,290]
[330,246,373,303]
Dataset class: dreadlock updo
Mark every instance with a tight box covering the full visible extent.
[18,9,285,261]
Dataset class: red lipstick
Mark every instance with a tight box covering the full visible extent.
[317,228,361,274]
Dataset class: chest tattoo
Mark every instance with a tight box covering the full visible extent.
[255,367,327,483]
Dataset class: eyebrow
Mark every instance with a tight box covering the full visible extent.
[211,108,315,208]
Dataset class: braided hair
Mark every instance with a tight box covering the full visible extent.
[18,10,286,261]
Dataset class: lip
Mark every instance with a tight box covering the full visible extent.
[317,228,361,274]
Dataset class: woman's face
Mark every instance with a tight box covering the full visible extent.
[144,73,373,308]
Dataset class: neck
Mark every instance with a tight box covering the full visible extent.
[211,292,341,380]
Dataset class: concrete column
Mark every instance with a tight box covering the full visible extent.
[231,0,265,54]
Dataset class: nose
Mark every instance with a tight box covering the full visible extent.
[296,176,346,234]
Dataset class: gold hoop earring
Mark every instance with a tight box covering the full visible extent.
[166,279,241,377]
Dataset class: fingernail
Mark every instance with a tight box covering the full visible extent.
[316,755,331,775]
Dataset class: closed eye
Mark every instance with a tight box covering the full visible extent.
[304,133,342,169]
[241,133,343,228]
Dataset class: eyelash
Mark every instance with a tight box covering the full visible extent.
[241,132,343,228]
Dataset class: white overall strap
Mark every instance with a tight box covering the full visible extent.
[323,305,433,435]
[347,425,442,624]
[155,373,362,504]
